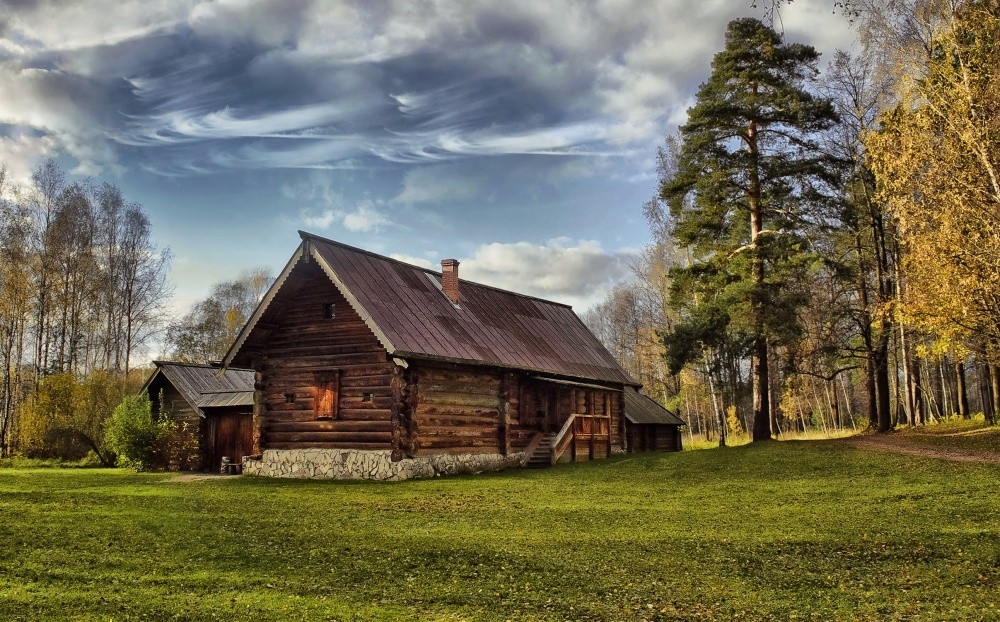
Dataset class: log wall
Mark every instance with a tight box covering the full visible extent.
[414,365,503,455]
[259,261,396,451]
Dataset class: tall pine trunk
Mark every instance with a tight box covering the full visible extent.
[748,109,771,442]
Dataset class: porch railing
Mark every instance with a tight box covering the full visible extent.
[551,414,612,464]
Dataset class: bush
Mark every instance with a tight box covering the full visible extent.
[164,421,200,471]
[104,394,172,471]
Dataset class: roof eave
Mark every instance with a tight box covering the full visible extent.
[393,350,639,388]
[307,242,397,354]
[221,242,307,370]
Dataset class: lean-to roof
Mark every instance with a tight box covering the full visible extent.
[624,387,685,426]
[145,361,254,414]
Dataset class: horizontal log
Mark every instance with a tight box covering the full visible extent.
[267,362,394,376]
[267,332,374,347]
[267,352,389,367]
[267,344,385,357]
[418,437,500,448]
[415,404,498,418]
[265,324,374,338]
[413,446,501,456]
[265,442,390,451]
[415,414,499,427]
[417,392,501,408]
[342,398,393,411]
[419,367,501,383]
[262,409,389,423]
[419,380,501,397]
[266,420,393,433]
[418,426,499,438]
[339,408,392,420]
[266,431,391,444]
[341,374,393,388]
[415,440,500,452]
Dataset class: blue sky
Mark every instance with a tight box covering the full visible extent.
[0,0,856,323]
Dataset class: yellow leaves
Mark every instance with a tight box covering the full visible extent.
[865,3,1000,351]
[224,307,243,331]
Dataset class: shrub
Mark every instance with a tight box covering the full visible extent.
[104,394,172,471]
[164,421,200,471]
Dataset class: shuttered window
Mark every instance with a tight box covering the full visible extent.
[314,371,340,420]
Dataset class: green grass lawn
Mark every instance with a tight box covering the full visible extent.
[897,416,1000,454]
[2,435,1000,621]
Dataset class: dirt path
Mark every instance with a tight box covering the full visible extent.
[838,434,1000,464]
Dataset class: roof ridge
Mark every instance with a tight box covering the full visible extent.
[153,360,254,372]
[298,230,574,310]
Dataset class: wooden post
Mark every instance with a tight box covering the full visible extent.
[251,359,267,455]
[589,418,595,460]
[404,367,419,457]
[498,372,517,456]
[390,364,405,462]
[617,391,626,450]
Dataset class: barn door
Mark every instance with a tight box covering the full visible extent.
[212,410,254,471]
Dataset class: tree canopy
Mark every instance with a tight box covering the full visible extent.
[661,17,839,441]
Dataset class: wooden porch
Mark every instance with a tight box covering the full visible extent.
[523,413,613,467]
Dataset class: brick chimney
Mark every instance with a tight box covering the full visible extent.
[441,259,460,304]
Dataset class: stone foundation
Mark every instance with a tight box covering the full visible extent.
[242,449,525,481]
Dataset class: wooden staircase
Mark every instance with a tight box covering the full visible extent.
[524,432,556,468]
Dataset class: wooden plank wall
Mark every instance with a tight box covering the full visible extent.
[627,424,681,452]
[414,365,502,455]
[260,262,396,450]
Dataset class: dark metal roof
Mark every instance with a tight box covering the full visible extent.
[624,387,685,426]
[145,361,254,414]
[225,232,639,387]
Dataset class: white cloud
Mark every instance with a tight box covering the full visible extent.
[3,0,190,52]
[460,238,633,309]
[0,0,860,178]
[301,200,391,234]
[343,201,390,232]
[0,131,57,185]
[302,209,339,230]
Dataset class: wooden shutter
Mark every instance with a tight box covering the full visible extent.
[314,371,340,420]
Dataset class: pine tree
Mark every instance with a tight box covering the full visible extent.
[661,18,839,441]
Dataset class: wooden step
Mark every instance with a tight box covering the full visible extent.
[524,433,557,468]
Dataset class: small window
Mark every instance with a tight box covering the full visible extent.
[323,303,336,319]
[362,392,374,403]
[284,392,295,404]
[314,371,340,420]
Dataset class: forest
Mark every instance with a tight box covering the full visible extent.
[583,0,1000,445]
[2,0,999,462]
[0,160,271,462]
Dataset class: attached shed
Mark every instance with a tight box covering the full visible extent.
[143,361,255,471]
[220,231,647,479]
[624,387,685,452]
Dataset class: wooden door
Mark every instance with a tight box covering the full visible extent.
[212,410,254,471]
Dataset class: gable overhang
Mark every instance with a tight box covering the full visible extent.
[306,237,397,354]
[221,235,397,370]
[143,363,206,417]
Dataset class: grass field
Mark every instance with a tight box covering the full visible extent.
[2,426,1000,621]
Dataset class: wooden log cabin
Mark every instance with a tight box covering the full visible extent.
[623,387,685,452]
[142,361,256,471]
[221,231,647,479]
